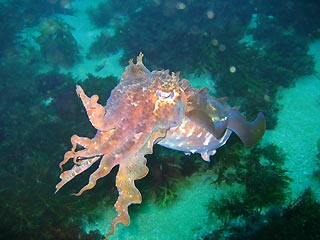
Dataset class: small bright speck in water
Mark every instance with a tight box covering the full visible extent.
[207,10,214,19]
[219,44,226,52]
[229,66,236,73]
[176,2,186,10]
[211,39,219,46]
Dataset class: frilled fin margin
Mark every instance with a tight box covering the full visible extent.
[227,108,266,148]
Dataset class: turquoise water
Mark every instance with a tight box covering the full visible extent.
[1,1,320,239]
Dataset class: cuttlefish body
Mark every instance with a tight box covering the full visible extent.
[55,53,265,239]
[159,84,265,161]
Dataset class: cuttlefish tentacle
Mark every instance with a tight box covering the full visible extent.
[227,108,266,148]
[56,130,117,193]
[58,134,91,169]
[73,155,118,196]
[63,128,116,168]
[104,131,165,238]
[105,156,149,239]
[59,135,101,169]
[55,156,100,193]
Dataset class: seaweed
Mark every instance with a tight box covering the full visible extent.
[10,0,73,24]
[80,73,119,101]
[87,0,253,72]
[0,3,23,58]
[242,148,290,211]
[142,145,203,207]
[87,0,145,27]
[248,188,320,240]
[186,187,320,240]
[313,138,320,181]
[208,192,251,226]
[209,16,314,128]
[0,57,119,239]
[143,146,183,207]
[88,32,119,58]
[251,0,320,40]
[211,142,289,202]
[202,41,279,126]
[35,17,80,67]
[202,144,291,240]
[204,142,289,232]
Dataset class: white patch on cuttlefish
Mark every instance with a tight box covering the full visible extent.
[186,126,195,137]
[203,135,212,146]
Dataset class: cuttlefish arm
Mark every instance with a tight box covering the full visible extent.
[105,130,167,239]
[76,85,118,132]
[227,108,266,148]
[105,156,149,239]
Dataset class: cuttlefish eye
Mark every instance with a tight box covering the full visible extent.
[156,89,176,101]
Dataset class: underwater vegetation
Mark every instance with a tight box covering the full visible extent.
[0,0,74,57]
[143,145,203,207]
[252,0,320,40]
[8,0,73,23]
[215,189,320,240]
[0,54,120,239]
[88,0,253,71]
[313,138,320,181]
[196,12,314,128]
[87,0,146,28]
[200,143,292,239]
[202,188,320,240]
[35,17,80,67]
[88,32,119,59]
[0,1,79,69]
[210,142,289,208]
[248,188,320,240]
[0,3,23,58]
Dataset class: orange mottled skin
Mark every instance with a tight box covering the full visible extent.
[56,53,265,239]
[56,53,187,239]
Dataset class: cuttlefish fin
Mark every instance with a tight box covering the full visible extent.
[198,87,209,94]
[187,110,227,138]
[227,108,266,148]
[218,96,228,103]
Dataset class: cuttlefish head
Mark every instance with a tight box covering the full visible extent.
[118,53,187,133]
[150,70,187,129]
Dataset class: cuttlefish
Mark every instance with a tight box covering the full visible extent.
[55,53,265,239]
